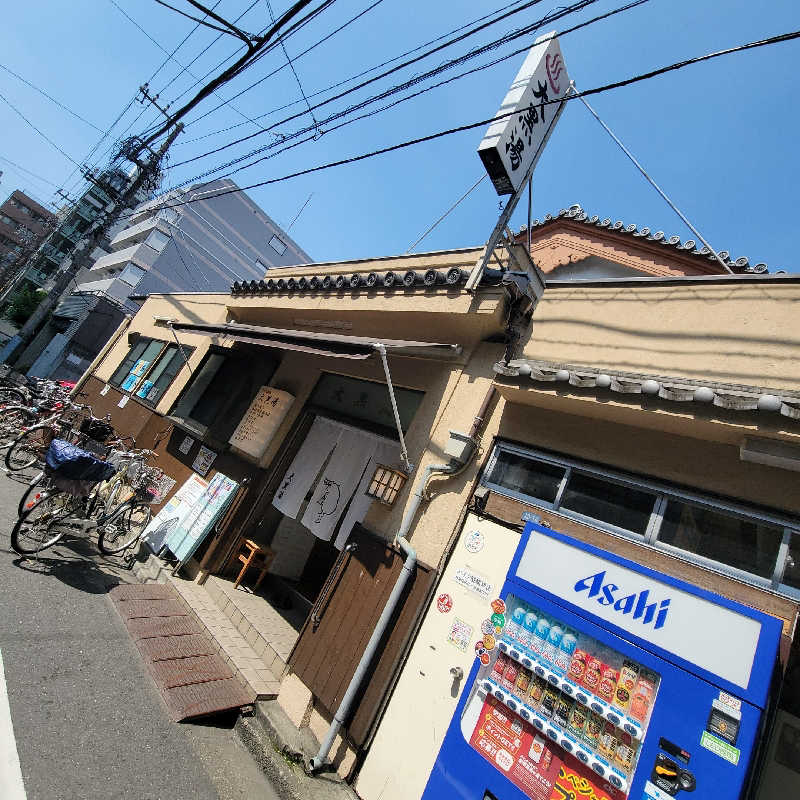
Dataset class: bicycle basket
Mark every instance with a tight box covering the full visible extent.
[79,418,115,443]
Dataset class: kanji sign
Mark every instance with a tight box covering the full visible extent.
[478,32,570,195]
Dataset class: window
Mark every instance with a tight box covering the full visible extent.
[170,349,279,444]
[484,450,565,504]
[119,264,145,286]
[110,338,193,406]
[482,442,800,594]
[659,500,783,580]
[145,229,170,252]
[268,234,287,255]
[560,472,656,537]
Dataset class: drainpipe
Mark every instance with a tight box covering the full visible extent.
[309,449,476,772]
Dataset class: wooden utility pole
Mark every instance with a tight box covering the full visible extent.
[2,123,183,366]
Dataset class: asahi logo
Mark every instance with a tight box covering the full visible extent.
[574,571,670,630]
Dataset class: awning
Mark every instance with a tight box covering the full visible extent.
[168,321,462,361]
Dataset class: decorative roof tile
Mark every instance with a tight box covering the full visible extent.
[516,203,776,274]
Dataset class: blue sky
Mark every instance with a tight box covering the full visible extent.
[1,0,798,271]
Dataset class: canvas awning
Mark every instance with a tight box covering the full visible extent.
[167,321,462,361]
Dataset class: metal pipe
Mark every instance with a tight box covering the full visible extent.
[309,459,457,773]
[374,343,412,472]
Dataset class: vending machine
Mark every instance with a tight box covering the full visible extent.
[423,522,782,800]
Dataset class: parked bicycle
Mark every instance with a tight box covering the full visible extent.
[10,440,161,557]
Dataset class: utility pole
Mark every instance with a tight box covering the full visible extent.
[1,123,183,366]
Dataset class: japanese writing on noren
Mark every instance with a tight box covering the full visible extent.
[504,80,550,171]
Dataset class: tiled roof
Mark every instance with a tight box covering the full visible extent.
[517,204,776,274]
[495,358,800,419]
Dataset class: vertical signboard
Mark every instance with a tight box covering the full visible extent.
[478,32,570,195]
[229,386,294,462]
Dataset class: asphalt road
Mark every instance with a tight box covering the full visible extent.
[0,468,280,800]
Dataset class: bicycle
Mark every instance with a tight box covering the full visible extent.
[4,402,109,472]
[11,467,158,557]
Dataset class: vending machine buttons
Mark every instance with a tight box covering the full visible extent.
[575,689,590,705]
[606,710,622,726]
[521,655,534,669]
[509,648,522,661]
[575,746,591,765]
[622,719,644,740]
[608,770,628,792]
[533,663,547,678]
[590,760,608,779]
[546,671,561,686]
[498,640,509,654]
[589,697,611,716]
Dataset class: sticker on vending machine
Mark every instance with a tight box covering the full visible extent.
[447,618,473,652]
[436,593,453,613]
[490,598,506,615]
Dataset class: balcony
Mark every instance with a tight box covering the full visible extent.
[109,216,167,249]
[90,242,157,273]
[24,266,51,287]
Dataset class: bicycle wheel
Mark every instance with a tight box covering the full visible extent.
[5,425,53,471]
[97,500,152,555]
[17,471,45,517]
[10,490,71,555]
[0,407,37,449]
[0,387,26,406]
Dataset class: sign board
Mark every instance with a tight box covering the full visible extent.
[164,472,239,563]
[515,531,762,688]
[192,444,217,476]
[229,386,294,461]
[141,473,209,553]
[478,32,570,195]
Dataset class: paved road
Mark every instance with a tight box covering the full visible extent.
[0,468,279,800]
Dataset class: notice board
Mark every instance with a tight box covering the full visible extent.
[229,386,293,461]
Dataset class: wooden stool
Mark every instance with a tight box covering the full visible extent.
[233,539,275,591]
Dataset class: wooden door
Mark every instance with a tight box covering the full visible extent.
[288,524,436,748]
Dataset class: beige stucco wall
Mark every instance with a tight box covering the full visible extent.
[523,281,800,391]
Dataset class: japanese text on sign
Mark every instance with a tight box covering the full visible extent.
[229,387,294,461]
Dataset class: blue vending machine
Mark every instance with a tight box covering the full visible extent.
[423,522,782,800]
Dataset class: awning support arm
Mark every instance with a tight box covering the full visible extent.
[374,343,412,473]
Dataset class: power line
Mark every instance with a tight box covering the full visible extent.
[0,64,103,132]
[0,155,61,189]
[117,26,800,221]
[136,0,339,152]
[176,0,550,151]
[169,0,598,179]
[170,0,579,169]
[152,0,253,39]
[180,0,388,134]
[0,91,82,168]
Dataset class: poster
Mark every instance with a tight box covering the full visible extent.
[120,358,150,391]
[141,473,208,553]
[447,617,474,652]
[469,695,621,800]
[164,472,239,563]
[192,444,217,476]
[228,386,293,460]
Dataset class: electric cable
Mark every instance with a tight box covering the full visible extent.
[0,64,103,132]
[152,0,253,39]
[116,26,800,221]
[170,0,584,169]
[169,0,598,177]
[0,91,83,168]
[178,0,550,142]
[0,156,61,189]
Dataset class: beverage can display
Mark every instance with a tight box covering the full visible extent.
[613,659,640,713]
[490,652,509,683]
[518,611,538,650]
[583,654,603,694]
[555,631,577,672]
[630,669,657,723]
[567,703,589,737]
[500,658,519,692]
[542,625,564,664]
[514,666,532,699]
[598,664,620,704]
[583,711,603,749]
[540,686,560,719]
[598,720,620,761]
[554,694,575,728]
[530,616,551,655]
[505,603,527,642]
[614,733,637,774]
[568,649,588,684]
[528,675,547,705]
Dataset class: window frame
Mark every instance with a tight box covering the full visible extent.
[481,440,800,596]
[109,337,193,407]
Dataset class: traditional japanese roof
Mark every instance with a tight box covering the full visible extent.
[494,358,800,420]
[516,204,777,274]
